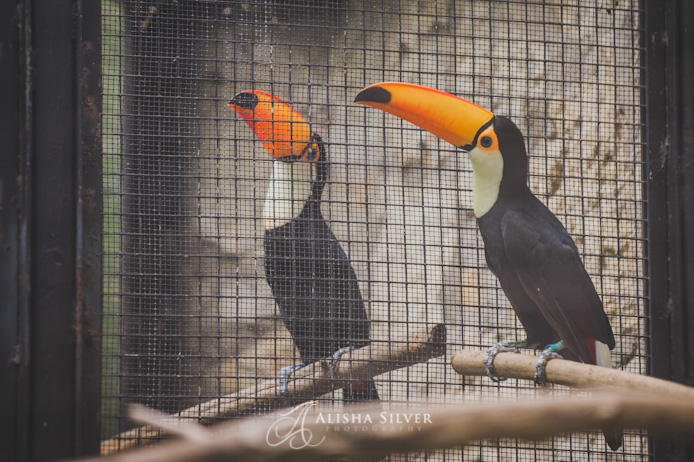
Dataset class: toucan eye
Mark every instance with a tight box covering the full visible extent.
[305,146,318,161]
[480,136,493,148]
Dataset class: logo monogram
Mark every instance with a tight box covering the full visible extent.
[266,402,325,449]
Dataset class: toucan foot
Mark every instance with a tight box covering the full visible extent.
[278,362,305,396]
[331,346,355,372]
[484,343,520,382]
[534,343,564,387]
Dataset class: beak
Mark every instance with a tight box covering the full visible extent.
[354,82,493,148]
[228,90,312,158]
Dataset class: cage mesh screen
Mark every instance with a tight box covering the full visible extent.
[101,0,648,459]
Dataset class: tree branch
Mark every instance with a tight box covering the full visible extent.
[101,324,447,454]
[128,405,209,443]
[86,391,694,462]
[450,349,694,398]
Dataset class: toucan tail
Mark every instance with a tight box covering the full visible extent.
[603,429,623,452]
[594,340,623,451]
[343,379,380,404]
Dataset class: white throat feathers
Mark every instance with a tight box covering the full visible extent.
[263,160,316,229]
[468,146,504,218]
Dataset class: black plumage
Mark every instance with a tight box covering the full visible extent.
[264,135,379,403]
[477,117,615,364]
[480,117,621,450]
[353,83,621,450]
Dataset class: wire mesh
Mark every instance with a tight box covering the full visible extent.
[101,0,648,459]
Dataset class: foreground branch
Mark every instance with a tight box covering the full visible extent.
[451,349,694,398]
[85,391,694,462]
[101,324,446,454]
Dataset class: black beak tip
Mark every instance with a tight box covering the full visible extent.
[354,86,391,104]
[229,91,259,110]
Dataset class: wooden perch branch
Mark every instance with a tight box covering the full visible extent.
[451,349,694,399]
[128,405,209,443]
[85,391,694,462]
[101,324,446,455]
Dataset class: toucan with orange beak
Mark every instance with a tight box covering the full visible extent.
[355,83,620,450]
[228,91,379,404]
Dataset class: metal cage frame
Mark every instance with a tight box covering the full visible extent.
[1,0,693,460]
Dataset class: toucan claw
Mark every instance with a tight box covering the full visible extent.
[484,343,520,382]
[278,362,305,397]
[534,348,563,387]
[331,346,355,372]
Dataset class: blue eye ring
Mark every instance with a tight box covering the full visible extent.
[480,136,493,148]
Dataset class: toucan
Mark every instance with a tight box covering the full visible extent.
[355,82,621,450]
[228,90,379,404]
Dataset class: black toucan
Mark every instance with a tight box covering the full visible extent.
[228,90,379,404]
[355,82,621,450]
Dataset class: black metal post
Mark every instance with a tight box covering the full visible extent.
[647,0,694,459]
[0,0,23,459]
[0,0,102,460]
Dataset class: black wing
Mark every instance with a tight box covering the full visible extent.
[500,207,614,363]
[264,216,370,363]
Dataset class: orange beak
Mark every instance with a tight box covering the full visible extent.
[354,82,493,148]
[228,90,312,158]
